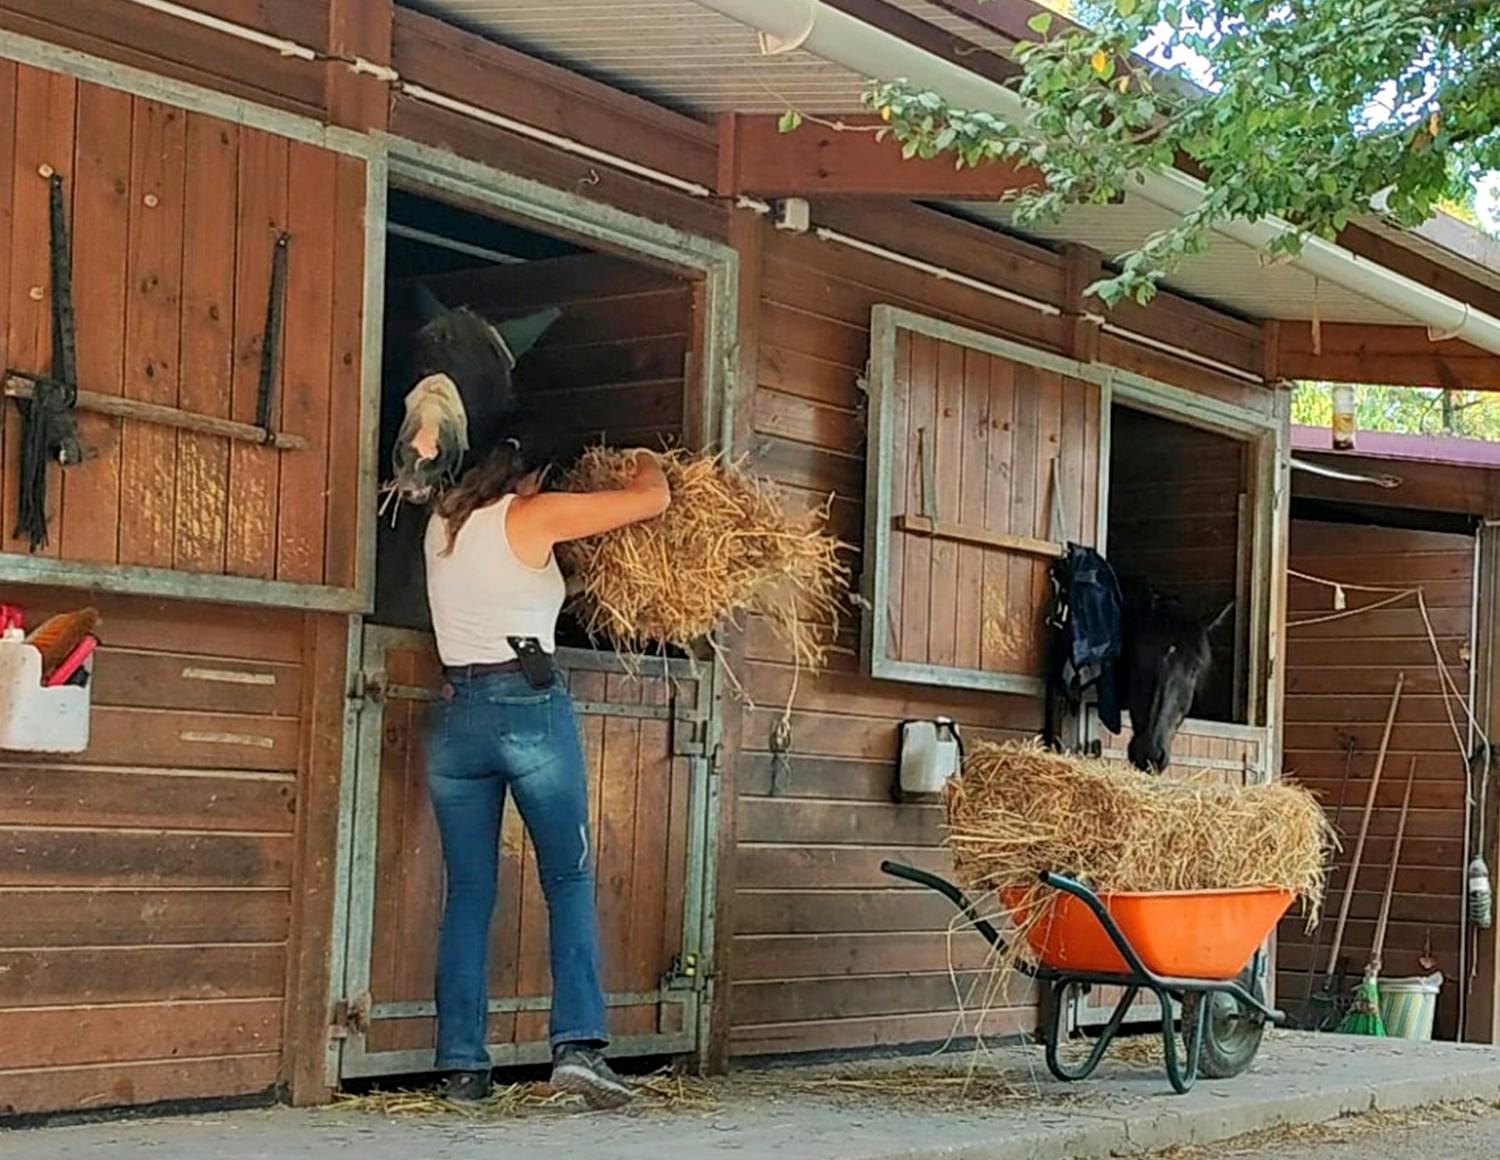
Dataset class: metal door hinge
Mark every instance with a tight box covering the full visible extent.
[331,991,371,1039]
[664,953,706,992]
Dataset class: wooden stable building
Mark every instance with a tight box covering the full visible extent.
[1278,428,1500,1044]
[1,0,1500,1119]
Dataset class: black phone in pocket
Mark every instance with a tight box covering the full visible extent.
[507,636,555,690]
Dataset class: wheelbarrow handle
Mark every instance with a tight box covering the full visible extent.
[1039,870,1157,982]
[880,860,1004,949]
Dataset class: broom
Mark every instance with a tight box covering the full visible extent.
[1337,756,1416,1037]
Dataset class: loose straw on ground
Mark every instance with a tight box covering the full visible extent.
[333,1068,717,1120]
[558,448,850,687]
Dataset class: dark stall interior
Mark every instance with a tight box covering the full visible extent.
[373,187,698,636]
[1107,404,1252,724]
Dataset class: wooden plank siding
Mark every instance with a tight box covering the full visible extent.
[1278,519,1476,1039]
[0,0,331,119]
[0,68,365,591]
[0,585,304,1117]
[730,225,1066,1058]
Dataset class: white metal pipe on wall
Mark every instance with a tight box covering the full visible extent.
[694,0,1500,359]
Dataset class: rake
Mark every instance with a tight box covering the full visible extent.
[1338,756,1417,1037]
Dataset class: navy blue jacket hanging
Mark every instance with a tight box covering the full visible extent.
[1046,543,1124,733]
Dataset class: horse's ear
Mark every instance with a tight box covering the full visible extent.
[498,307,562,362]
[1205,601,1235,635]
[412,282,447,325]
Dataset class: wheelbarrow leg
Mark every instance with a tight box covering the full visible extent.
[1044,978,1140,1083]
[1158,989,1207,1095]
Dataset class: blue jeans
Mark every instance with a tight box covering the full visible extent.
[426,670,609,1070]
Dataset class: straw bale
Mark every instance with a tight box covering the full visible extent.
[946,741,1333,918]
[558,448,849,669]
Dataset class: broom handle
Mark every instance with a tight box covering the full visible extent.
[1371,757,1417,974]
[1326,672,1405,977]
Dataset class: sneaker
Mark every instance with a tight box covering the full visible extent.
[550,1044,634,1110]
[441,1068,492,1102]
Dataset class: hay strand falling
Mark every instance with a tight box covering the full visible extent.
[946,741,1334,919]
[558,448,849,671]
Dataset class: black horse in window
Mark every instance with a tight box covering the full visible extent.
[1046,545,1232,773]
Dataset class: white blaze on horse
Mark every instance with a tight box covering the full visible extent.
[375,284,561,629]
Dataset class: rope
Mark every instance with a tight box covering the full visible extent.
[1287,566,1488,794]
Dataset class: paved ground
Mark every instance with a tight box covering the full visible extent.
[6,1032,1500,1160]
[1149,1100,1500,1158]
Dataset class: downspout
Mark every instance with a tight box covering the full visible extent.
[695,0,1500,358]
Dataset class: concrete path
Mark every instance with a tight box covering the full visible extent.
[1146,1099,1500,1158]
[7,1032,1500,1160]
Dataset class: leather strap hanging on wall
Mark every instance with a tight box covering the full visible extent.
[12,174,84,552]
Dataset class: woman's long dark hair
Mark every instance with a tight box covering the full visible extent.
[435,440,546,556]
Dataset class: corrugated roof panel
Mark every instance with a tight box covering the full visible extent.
[405,1,1478,330]
[405,0,870,113]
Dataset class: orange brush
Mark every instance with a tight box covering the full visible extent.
[26,608,100,675]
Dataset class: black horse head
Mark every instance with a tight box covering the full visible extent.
[1117,577,1233,773]
[387,283,560,504]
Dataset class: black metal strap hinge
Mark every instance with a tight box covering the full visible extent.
[11,173,83,552]
[255,232,290,443]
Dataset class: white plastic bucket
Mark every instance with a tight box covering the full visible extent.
[1378,973,1443,1041]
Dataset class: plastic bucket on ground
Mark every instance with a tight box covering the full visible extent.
[1378,973,1443,1040]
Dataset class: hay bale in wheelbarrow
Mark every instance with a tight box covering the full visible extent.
[945,742,1334,1084]
[557,448,850,672]
[946,741,1334,978]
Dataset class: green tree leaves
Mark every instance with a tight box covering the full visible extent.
[862,0,1500,307]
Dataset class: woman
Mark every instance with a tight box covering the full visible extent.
[423,441,671,1108]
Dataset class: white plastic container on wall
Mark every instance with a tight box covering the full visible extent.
[0,627,91,754]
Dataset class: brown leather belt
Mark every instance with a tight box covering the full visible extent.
[444,660,526,680]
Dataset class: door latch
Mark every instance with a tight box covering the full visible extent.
[663,953,704,992]
[331,991,372,1038]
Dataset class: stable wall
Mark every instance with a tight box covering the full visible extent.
[0,0,1295,1106]
[1279,517,1475,1038]
[0,586,345,1116]
[724,200,1281,1058]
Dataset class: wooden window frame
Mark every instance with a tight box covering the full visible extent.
[861,304,1288,736]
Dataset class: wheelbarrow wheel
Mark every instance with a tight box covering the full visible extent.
[1181,969,1266,1079]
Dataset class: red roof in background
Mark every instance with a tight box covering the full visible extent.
[1291,424,1500,470]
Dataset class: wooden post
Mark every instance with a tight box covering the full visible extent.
[705,204,763,1075]
[1060,243,1102,364]
[1261,319,1281,384]
[282,613,351,1104]
[325,0,394,133]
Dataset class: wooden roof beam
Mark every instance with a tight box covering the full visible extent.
[1276,321,1500,390]
[715,114,1043,199]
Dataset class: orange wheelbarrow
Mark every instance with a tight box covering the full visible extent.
[881,862,1289,1094]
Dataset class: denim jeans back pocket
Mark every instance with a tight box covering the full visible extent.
[484,688,554,748]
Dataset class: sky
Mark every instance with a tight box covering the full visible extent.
[1128,12,1500,235]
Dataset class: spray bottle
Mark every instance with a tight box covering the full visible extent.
[1469,856,1494,929]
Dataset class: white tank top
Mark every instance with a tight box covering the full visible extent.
[424,494,567,667]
